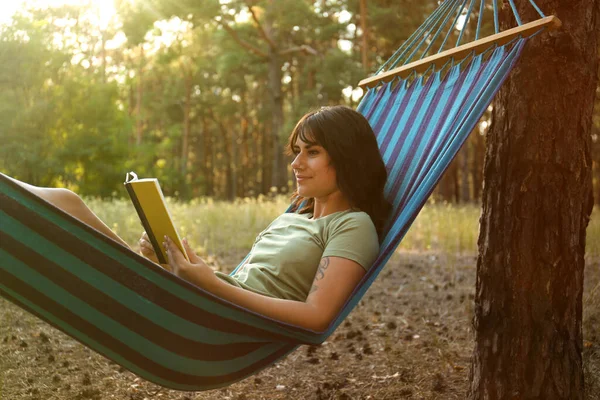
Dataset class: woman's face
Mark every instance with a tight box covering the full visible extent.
[291,135,339,200]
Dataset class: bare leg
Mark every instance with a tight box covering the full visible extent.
[6,176,131,249]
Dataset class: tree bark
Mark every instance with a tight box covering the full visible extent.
[468,0,598,399]
[473,127,486,202]
[461,142,471,202]
[359,0,369,72]
[453,158,460,203]
[596,143,600,204]
[240,94,250,197]
[268,46,284,191]
[231,119,238,200]
[437,160,457,202]
[261,122,272,195]
[594,108,600,204]
[100,28,107,84]
[135,44,144,146]
[202,116,214,197]
[181,70,192,178]
[215,118,235,201]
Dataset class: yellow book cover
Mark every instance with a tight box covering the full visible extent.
[124,172,189,264]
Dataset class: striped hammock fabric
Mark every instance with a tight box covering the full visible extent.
[0,38,526,391]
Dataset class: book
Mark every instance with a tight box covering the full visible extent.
[124,172,189,264]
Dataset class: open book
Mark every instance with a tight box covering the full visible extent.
[124,172,189,264]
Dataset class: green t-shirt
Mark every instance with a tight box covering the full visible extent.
[215,210,380,301]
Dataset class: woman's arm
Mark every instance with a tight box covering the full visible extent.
[163,236,365,331]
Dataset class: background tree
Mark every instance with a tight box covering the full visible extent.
[0,0,598,203]
[468,0,598,398]
[0,6,132,196]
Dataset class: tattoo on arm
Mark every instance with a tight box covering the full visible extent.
[309,257,330,295]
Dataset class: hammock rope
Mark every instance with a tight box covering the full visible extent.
[372,0,557,88]
[0,0,559,392]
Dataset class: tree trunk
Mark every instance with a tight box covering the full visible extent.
[453,158,460,203]
[461,141,470,202]
[436,160,457,202]
[473,128,486,202]
[231,119,238,200]
[135,45,144,146]
[468,0,598,399]
[240,95,250,197]
[192,115,204,198]
[596,147,600,204]
[261,123,272,195]
[128,81,135,146]
[359,0,369,72]
[308,68,315,90]
[216,119,235,201]
[268,47,284,191]
[203,116,214,197]
[100,29,107,84]
[592,124,600,204]
[181,70,192,179]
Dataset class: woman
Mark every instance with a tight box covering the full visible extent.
[9,105,391,331]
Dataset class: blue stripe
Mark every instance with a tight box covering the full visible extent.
[0,183,323,343]
[332,41,527,333]
[0,249,287,376]
[0,281,204,390]
[0,211,269,345]
[380,77,426,163]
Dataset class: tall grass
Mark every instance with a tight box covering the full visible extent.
[85,197,600,260]
[85,196,287,260]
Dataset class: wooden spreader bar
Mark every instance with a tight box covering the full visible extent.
[358,16,561,89]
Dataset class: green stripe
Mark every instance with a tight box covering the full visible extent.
[0,210,268,345]
[0,249,287,376]
[0,283,240,391]
[0,181,320,342]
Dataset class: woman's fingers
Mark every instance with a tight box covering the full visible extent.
[182,238,201,263]
[164,236,188,272]
[138,232,159,263]
[139,239,154,254]
[139,232,151,251]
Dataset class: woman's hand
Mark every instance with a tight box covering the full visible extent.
[139,231,173,271]
[139,231,159,263]
[163,236,219,290]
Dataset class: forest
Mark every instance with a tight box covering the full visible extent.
[1,1,599,399]
[1,0,597,202]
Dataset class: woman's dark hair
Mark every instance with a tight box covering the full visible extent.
[286,105,392,241]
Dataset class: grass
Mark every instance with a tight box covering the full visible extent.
[2,197,598,398]
[85,196,600,260]
[86,195,286,261]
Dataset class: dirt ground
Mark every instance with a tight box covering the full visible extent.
[1,252,599,400]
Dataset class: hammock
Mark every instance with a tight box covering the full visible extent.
[0,0,559,392]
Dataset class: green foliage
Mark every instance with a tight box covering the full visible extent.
[0,5,134,195]
[115,0,157,46]
[154,0,221,25]
[2,0,596,204]
[54,80,132,196]
[317,48,364,104]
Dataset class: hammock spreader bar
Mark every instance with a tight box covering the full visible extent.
[359,15,559,89]
[383,0,551,73]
